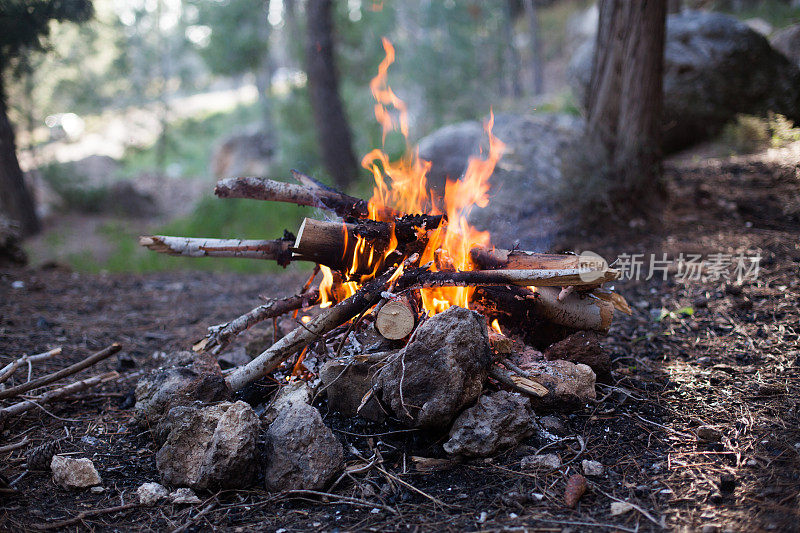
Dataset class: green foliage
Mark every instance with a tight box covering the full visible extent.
[713,0,800,29]
[0,0,93,70]
[187,0,268,77]
[118,103,262,180]
[721,113,800,153]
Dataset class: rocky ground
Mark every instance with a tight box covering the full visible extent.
[1,147,799,532]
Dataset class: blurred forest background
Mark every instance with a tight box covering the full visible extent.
[2,0,800,273]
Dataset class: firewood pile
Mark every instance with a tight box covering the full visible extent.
[129,160,631,494]
[127,40,631,500]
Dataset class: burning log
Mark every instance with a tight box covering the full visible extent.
[470,246,582,270]
[293,215,444,272]
[215,176,370,219]
[397,266,619,289]
[225,268,400,391]
[375,295,417,340]
[194,289,321,354]
[139,236,296,266]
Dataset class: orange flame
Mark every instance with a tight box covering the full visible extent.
[318,38,504,316]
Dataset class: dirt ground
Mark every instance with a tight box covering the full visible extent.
[1,148,799,532]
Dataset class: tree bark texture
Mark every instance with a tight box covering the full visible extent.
[0,76,39,236]
[305,0,359,188]
[586,0,666,209]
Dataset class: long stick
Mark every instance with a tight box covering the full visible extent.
[139,236,296,266]
[215,176,369,219]
[226,269,397,391]
[0,371,119,424]
[0,347,61,384]
[194,289,320,354]
[0,344,121,400]
[398,267,619,289]
[470,246,583,270]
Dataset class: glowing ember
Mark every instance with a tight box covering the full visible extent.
[319,38,505,316]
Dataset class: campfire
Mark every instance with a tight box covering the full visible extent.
[132,39,630,494]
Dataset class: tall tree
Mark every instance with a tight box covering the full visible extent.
[190,0,274,130]
[0,0,93,236]
[305,0,358,188]
[585,0,667,214]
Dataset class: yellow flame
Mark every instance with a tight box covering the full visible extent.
[319,38,504,316]
[490,319,502,334]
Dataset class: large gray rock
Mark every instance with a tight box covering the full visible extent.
[211,126,275,179]
[319,352,391,421]
[418,121,485,191]
[156,401,259,490]
[443,391,537,457]
[771,23,800,68]
[263,402,344,491]
[569,11,800,152]
[515,359,596,405]
[417,113,583,250]
[375,306,491,428]
[134,352,230,427]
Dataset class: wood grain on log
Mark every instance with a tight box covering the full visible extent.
[470,246,582,270]
[293,216,444,272]
[375,295,417,340]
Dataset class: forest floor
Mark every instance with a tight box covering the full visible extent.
[1,147,799,532]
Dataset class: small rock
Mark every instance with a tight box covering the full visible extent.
[539,415,567,436]
[134,352,230,426]
[216,347,251,369]
[443,391,536,457]
[263,402,344,491]
[718,473,736,494]
[516,359,596,405]
[697,426,723,442]
[263,381,314,424]
[318,353,391,421]
[582,459,604,476]
[520,454,561,470]
[90,486,104,493]
[137,482,169,505]
[51,455,101,489]
[156,400,259,489]
[544,331,611,377]
[375,306,491,428]
[610,501,634,516]
[169,488,201,504]
[477,511,488,524]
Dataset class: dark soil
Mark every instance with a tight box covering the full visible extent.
[1,153,799,532]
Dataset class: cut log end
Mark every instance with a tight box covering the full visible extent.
[375,297,417,340]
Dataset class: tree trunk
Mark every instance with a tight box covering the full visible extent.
[305,0,359,188]
[586,0,666,213]
[0,75,39,236]
[524,0,544,95]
